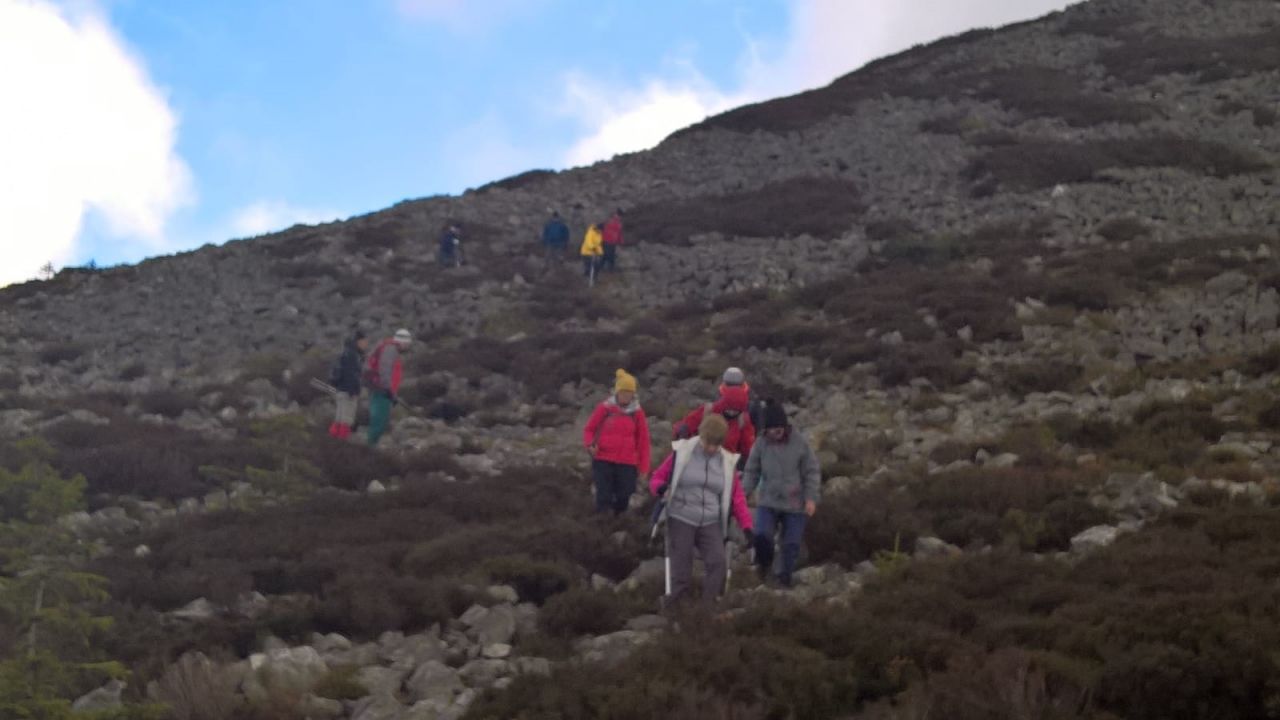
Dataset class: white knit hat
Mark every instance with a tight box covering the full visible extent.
[394,328,412,345]
[722,367,746,386]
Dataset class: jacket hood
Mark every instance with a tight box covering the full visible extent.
[607,394,642,414]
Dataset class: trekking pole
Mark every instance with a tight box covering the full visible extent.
[309,378,339,396]
[589,258,597,288]
[663,526,672,597]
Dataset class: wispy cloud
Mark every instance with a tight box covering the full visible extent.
[0,0,193,286]
[228,201,344,239]
[560,0,1075,168]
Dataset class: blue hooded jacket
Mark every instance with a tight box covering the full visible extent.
[542,217,570,246]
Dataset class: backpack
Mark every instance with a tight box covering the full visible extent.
[328,354,344,386]
[362,339,395,389]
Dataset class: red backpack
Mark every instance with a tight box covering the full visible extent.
[362,338,396,389]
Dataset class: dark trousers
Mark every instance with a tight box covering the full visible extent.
[665,519,727,607]
[583,257,599,278]
[544,243,567,267]
[592,460,637,514]
[753,507,807,586]
[602,243,618,271]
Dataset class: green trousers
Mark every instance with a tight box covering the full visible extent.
[367,392,392,446]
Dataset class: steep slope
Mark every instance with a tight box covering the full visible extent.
[3,0,1280,717]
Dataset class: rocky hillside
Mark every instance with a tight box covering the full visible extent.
[3,0,1280,718]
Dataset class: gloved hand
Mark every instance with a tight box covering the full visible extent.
[674,424,691,440]
[741,528,754,547]
[390,394,400,407]
[656,484,668,498]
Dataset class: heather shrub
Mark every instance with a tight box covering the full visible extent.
[481,555,575,604]
[627,177,865,245]
[1095,217,1150,243]
[137,388,201,418]
[1001,361,1084,395]
[538,587,645,639]
[118,362,146,382]
[38,342,88,365]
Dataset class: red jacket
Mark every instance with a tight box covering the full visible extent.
[365,339,404,395]
[602,216,623,245]
[583,399,651,473]
[672,401,756,457]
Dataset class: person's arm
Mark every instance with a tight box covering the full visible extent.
[582,405,605,451]
[636,411,652,475]
[801,439,822,508]
[741,443,762,497]
[737,418,756,470]
[673,405,702,440]
[730,471,753,531]
[649,453,674,496]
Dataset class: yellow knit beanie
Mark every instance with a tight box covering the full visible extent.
[614,368,637,393]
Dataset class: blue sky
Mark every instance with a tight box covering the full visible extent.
[0,0,1074,285]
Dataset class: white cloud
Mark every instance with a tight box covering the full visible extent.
[560,0,1076,167]
[562,73,749,167]
[228,201,344,239]
[0,0,192,286]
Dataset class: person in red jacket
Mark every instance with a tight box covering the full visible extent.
[583,368,652,515]
[601,209,624,272]
[364,329,411,447]
[672,379,756,465]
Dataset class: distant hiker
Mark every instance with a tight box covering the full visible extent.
[328,330,368,439]
[364,328,412,446]
[742,400,821,588]
[601,209,624,272]
[438,224,464,267]
[542,211,570,268]
[649,414,753,608]
[673,374,756,465]
[582,369,651,515]
[581,223,604,282]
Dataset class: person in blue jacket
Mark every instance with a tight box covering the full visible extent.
[542,211,570,268]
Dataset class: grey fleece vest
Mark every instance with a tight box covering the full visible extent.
[660,438,740,534]
[668,444,726,528]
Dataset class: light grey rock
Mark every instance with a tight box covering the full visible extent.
[351,695,409,720]
[244,646,329,703]
[72,679,125,712]
[357,666,408,699]
[472,603,517,646]
[486,584,519,604]
[405,660,463,704]
[458,659,510,688]
[482,643,512,659]
[1070,525,1120,555]
[914,537,962,559]
[171,597,220,621]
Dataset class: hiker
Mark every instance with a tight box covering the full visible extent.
[438,224,463,267]
[542,211,570,268]
[742,400,821,588]
[582,369,651,515]
[673,373,756,464]
[649,414,753,608]
[581,223,604,281]
[364,329,412,447]
[721,366,765,437]
[328,330,368,439]
[601,209,624,272]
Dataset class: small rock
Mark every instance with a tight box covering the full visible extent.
[72,679,125,712]
[1070,525,1119,555]
[482,643,512,659]
[367,480,387,494]
[914,536,962,559]
[486,585,519,604]
[171,597,219,621]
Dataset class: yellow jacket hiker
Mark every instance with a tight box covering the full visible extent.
[581,224,604,257]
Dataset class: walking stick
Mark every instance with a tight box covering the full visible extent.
[589,257,597,288]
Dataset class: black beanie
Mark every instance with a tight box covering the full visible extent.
[763,400,788,429]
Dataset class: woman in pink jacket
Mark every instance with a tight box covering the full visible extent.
[649,414,753,608]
